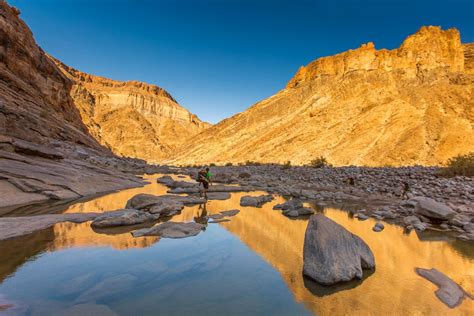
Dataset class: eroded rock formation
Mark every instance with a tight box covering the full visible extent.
[171,26,474,166]
[52,58,209,160]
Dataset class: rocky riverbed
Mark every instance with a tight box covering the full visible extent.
[169,165,474,241]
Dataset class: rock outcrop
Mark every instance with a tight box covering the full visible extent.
[51,57,209,161]
[170,26,474,166]
[0,1,202,209]
[303,214,375,285]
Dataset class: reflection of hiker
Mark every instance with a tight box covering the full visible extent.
[197,167,212,199]
[401,182,410,199]
[194,202,209,230]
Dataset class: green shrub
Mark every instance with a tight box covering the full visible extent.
[209,163,216,167]
[282,161,291,169]
[245,160,261,166]
[309,156,332,168]
[225,162,233,166]
[441,153,474,177]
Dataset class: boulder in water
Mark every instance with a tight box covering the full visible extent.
[132,222,204,238]
[415,268,473,308]
[240,194,274,207]
[91,209,158,228]
[303,214,375,285]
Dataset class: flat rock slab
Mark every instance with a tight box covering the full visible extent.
[303,214,375,285]
[125,194,205,217]
[132,222,204,238]
[220,209,240,217]
[209,219,231,223]
[415,268,473,308]
[0,212,100,240]
[240,194,274,207]
[91,209,159,228]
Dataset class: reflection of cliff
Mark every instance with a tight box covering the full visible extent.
[51,222,158,250]
[0,228,54,283]
[219,200,474,315]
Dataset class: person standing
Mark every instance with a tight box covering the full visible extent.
[198,167,212,199]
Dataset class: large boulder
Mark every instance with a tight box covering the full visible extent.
[415,268,472,308]
[413,197,456,220]
[240,194,274,207]
[303,214,375,285]
[132,222,204,238]
[91,209,158,228]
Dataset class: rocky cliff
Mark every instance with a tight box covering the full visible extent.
[170,26,474,166]
[52,58,209,161]
[0,1,164,210]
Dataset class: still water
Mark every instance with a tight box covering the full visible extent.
[0,175,473,315]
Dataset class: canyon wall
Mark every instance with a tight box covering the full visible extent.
[52,59,209,161]
[170,26,474,166]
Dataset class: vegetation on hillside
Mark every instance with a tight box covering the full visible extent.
[440,153,474,177]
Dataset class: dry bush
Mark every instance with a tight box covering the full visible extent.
[309,156,332,168]
[441,153,474,177]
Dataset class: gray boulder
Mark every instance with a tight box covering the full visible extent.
[413,197,455,220]
[372,222,384,232]
[283,207,314,218]
[132,222,204,238]
[91,209,158,228]
[240,194,274,207]
[303,214,375,285]
[415,268,473,308]
[273,199,304,210]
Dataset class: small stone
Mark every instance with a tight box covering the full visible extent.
[373,222,384,232]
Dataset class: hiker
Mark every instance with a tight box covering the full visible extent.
[401,181,410,199]
[197,167,212,199]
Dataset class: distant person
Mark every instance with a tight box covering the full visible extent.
[401,182,410,199]
[197,167,212,199]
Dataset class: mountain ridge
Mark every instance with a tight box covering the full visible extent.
[169,26,474,166]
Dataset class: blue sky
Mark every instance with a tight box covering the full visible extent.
[10,0,474,123]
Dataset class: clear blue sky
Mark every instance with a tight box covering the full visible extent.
[10,0,474,123]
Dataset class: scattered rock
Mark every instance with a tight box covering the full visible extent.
[132,222,204,238]
[373,222,384,232]
[283,207,314,218]
[240,194,274,207]
[356,213,369,221]
[303,214,375,285]
[415,268,473,308]
[273,199,304,210]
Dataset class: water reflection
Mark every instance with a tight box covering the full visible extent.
[0,176,473,315]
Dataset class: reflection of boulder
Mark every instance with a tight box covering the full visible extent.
[303,268,374,297]
[303,214,375,285]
